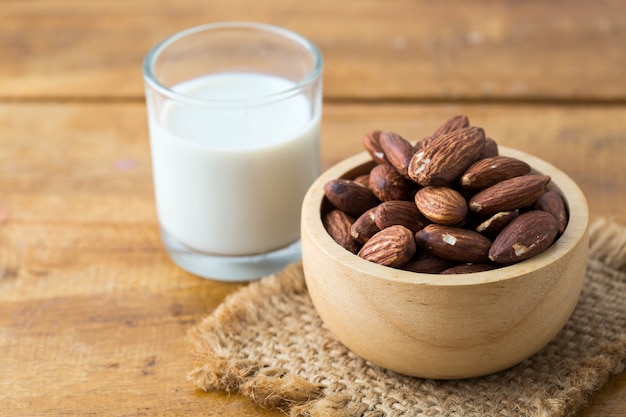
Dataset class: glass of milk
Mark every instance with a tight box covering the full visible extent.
[143,22,323,281]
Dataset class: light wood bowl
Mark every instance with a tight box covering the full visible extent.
[301,147,589,379]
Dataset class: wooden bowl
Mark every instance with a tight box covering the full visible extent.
[301,147,589,379]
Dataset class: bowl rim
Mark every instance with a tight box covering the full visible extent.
[302,146,589,287]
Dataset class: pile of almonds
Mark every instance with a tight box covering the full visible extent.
[322,115,569,274]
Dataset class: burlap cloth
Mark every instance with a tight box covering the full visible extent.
[187,218,626,417]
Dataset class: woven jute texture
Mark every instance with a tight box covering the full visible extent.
[187,218,626,417]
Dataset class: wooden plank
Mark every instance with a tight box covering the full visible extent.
[1,0,625,100]
[0,102,624,416]
[0,102,624,224]
[0,289,279,417]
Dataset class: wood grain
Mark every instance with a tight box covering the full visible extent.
[1,0,625,100]
[1,0,625,415]
[0,102,624,415]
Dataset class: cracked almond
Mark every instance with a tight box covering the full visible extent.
[489,210,559,264]
[475,210,519,237]
[362,130,387,164]
[351,207,379,244]
[408,126,486,186]
[415,224,492,263]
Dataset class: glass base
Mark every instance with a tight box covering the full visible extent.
[160,228,302,282]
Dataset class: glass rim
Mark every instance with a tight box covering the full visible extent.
[142,21,324,106]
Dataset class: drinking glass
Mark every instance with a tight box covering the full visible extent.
[143,22,323,281]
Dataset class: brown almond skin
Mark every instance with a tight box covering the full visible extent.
[408,126,486,186]
[351,207,379,244]
[358,225,416,267]
[353,174,370,188]
[324,179,380,217]
[379,131,416,178]
[362,130,387,164]
[534,191,568,234]
[401,254,456,273]
[432,114,470,138]
[441,263,496,274]
[323,210,360,254]
[368,164,413,201]
[414,186,467,226]
[375,200,429,233]
[489,210,559,264]
[480,137,499,158]
[414,136,433,151]
[475,210,519,237]
[461,156,531,191]
[415,224,492,263]
[468,175,551,216]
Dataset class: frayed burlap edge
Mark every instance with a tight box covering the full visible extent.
[187,264,328,411]
[187,218,626,417]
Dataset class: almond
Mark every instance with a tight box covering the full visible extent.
[480,137,499,158]
[408,126,486,186]
[489,210,559,264]
[362,130,387,164]
[534,191,568,234]
[461,156,531,191]
[324,178,380,217]
[379,131,416,178]
[468,175,551,215]
[414,186,467,226]
[375,200,429,233]
[353,174,370,188]
[440,263,496,274]
[351,207,379,244]
[324,116,568,274]
[368,164,413,201]
[415,224,492,263]
[475,210,519,237]
[358,225,416,267]
[323,209,359,254]
[432,114,470,138]
[414,135,433,151]
[401,254,456,273]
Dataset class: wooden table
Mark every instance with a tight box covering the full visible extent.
[1,1,625,416]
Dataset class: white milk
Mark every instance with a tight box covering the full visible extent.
[148,72,320,256]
